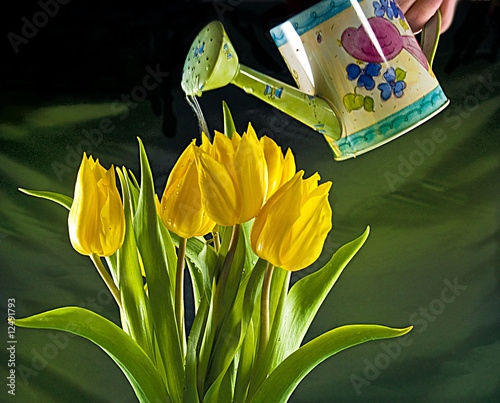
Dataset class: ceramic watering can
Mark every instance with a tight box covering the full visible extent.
[181,0,449,160]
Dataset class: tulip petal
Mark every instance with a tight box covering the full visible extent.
[97,166,125,256]
[159,143,215,238]
[250,172,303,267]
[231,130,242,150]
[281,149,296,187]
[261,136,283,200]
[163,144,194,201]
[68,155,125,257]
[195,212,216,237]
[213,130,237,169]
[302,172,321,196]
[280,191,332,271]
[166,160,204,238]
[201,133,212,155]
[69,155,99,255]
[92,157,107,180]
[195,149,240,227]
[234,126,268,223]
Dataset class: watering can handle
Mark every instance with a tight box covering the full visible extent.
[420,10,442,69]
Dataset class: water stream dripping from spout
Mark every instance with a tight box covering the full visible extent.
[185,94,211,141]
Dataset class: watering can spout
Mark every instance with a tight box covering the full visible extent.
[181,21,342,140]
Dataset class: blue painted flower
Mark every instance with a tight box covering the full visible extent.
[378,67,406,100]
[346,63,381,91]
[373,0,395,19]
[390,0,405,20]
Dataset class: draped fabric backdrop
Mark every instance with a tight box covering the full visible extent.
[1,1,498,401]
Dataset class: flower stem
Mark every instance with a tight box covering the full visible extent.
[176,237,187,356]
[212,225,221,252]
[219,224,240,289]
[90,253,123,312]
[258,262,274,361]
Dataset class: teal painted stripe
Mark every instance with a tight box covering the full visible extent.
[270,0,363,48]
[334,85,448,156]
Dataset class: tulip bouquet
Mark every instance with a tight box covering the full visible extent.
[17,104,411,402]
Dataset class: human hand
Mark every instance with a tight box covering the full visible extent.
[397,0,459,33]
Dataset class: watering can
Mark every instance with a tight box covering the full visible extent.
[181,0,449,160]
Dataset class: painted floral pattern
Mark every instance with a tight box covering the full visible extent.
[342,1,413,112]
[378,67,407,100]
[346,63,381,91]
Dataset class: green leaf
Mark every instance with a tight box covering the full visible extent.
[400,18,410,31]
[18,188,72,210]
[233,319,255,403]
[343,93,364,112]
[364,96,375,112]
[121,168,140,216]
[223,101,236,139]
[115,168,154,361]
[249,227,370,397]
[395,67,407,82]
[197,287,216,399]
[133,137,184,402]
[241,220,259,277]
[268,268,290,334]
[15,307,169,403]
[220,226,246,325]
[203,225,246,391]
[157,214,178,300]
[204,258,267,395]
[248,324,412,403]
[185,294,210,403]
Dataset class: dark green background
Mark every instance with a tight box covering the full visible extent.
[1,1,499,402]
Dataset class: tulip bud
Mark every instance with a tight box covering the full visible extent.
[250,171,332,271]
[195,123,268,226]
[159,143,215,238]
[68,154,125,257]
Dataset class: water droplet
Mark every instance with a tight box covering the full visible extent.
[243,86,254,94]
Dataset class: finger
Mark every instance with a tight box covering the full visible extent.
[440,0,459,32]
[405,0,443,33]
[397,0,418,14]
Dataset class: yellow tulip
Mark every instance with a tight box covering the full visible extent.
[260,136,296,201]
[159,142,215,238]
[250,171,332,271]
[68,153,125,257]
[195,123,268,226]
